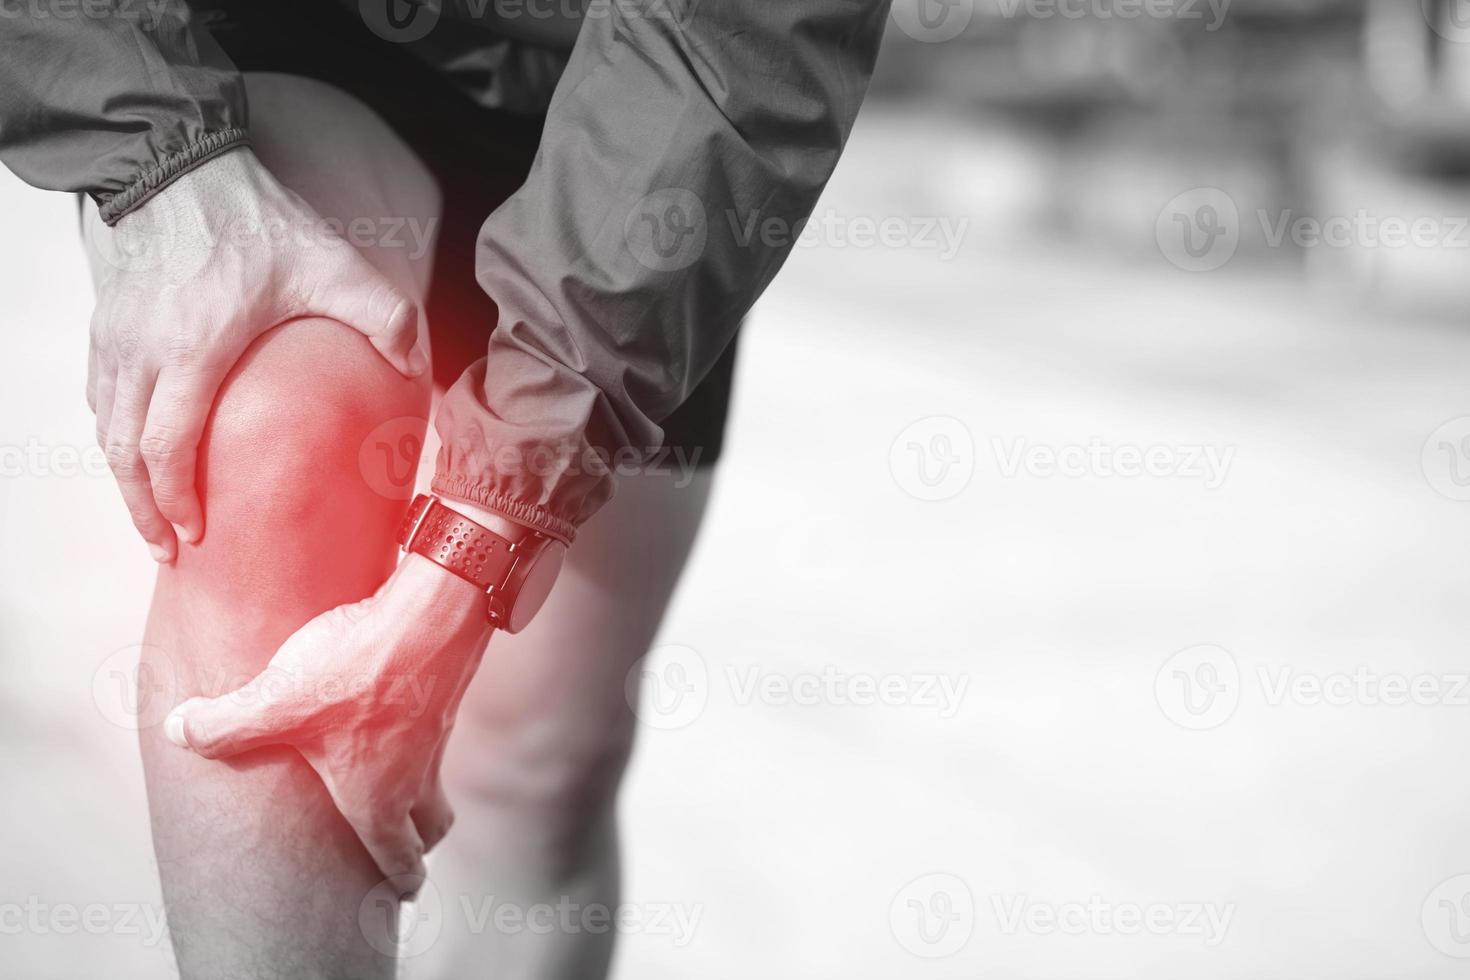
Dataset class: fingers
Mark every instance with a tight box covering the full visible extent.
[164,681,298,760]
[307,749,428,886]
[307,252,427,379]
[411,773,455,853]
[103,371,178,562]
[92,354,115,447]
[333,788,428,887]
[86,343,99,415]
[88,305,109,419]
[142,366,222,545]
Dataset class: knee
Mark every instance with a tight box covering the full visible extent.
[169,317,430,622]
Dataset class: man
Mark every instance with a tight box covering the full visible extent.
[0,0,890,975]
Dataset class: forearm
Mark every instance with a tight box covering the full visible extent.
[432,0,893,538]
[0,0,247,223]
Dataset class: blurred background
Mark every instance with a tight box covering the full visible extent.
[8,0,1470,976]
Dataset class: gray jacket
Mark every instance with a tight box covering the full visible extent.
[0,0,891,540]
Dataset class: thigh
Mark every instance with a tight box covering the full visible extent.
[242,73,441,305]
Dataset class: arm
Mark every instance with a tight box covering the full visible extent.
[165,0,895,883]
[433,0,895,540]
[1,3,425,560]
[0,0,247,223]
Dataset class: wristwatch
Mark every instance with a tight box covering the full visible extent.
[396,494,567,633]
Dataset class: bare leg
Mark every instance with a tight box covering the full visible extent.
[84,74,440,979]
[411,466,713,980]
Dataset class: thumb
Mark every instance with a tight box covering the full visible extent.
[163,683,296,760]
[306,254,427,379]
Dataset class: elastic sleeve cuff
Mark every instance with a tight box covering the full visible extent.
[96,128,251,225]
[430,475,578,546]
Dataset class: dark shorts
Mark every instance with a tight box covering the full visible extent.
[198,0,737,465]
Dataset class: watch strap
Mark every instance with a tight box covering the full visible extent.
[397,495,518,593]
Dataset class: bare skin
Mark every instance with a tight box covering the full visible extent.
[86,74,437,978]
[137,317,431,979]
[412,462,712,979]
[86,72,716,979]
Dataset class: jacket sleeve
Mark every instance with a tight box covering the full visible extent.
[433,0,892,543]
[0,1,247,225]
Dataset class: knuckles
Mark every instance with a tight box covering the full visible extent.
[103,443,145,479]
[137,433,186,467]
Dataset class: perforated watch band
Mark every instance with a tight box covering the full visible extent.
[397,494,565,631]
[396,495,518,594]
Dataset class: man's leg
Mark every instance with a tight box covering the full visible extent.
[85,74,440,978]
[139,319,429,978]
[412,466,714,980]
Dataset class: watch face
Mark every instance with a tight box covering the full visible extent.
[506,541,567,633]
